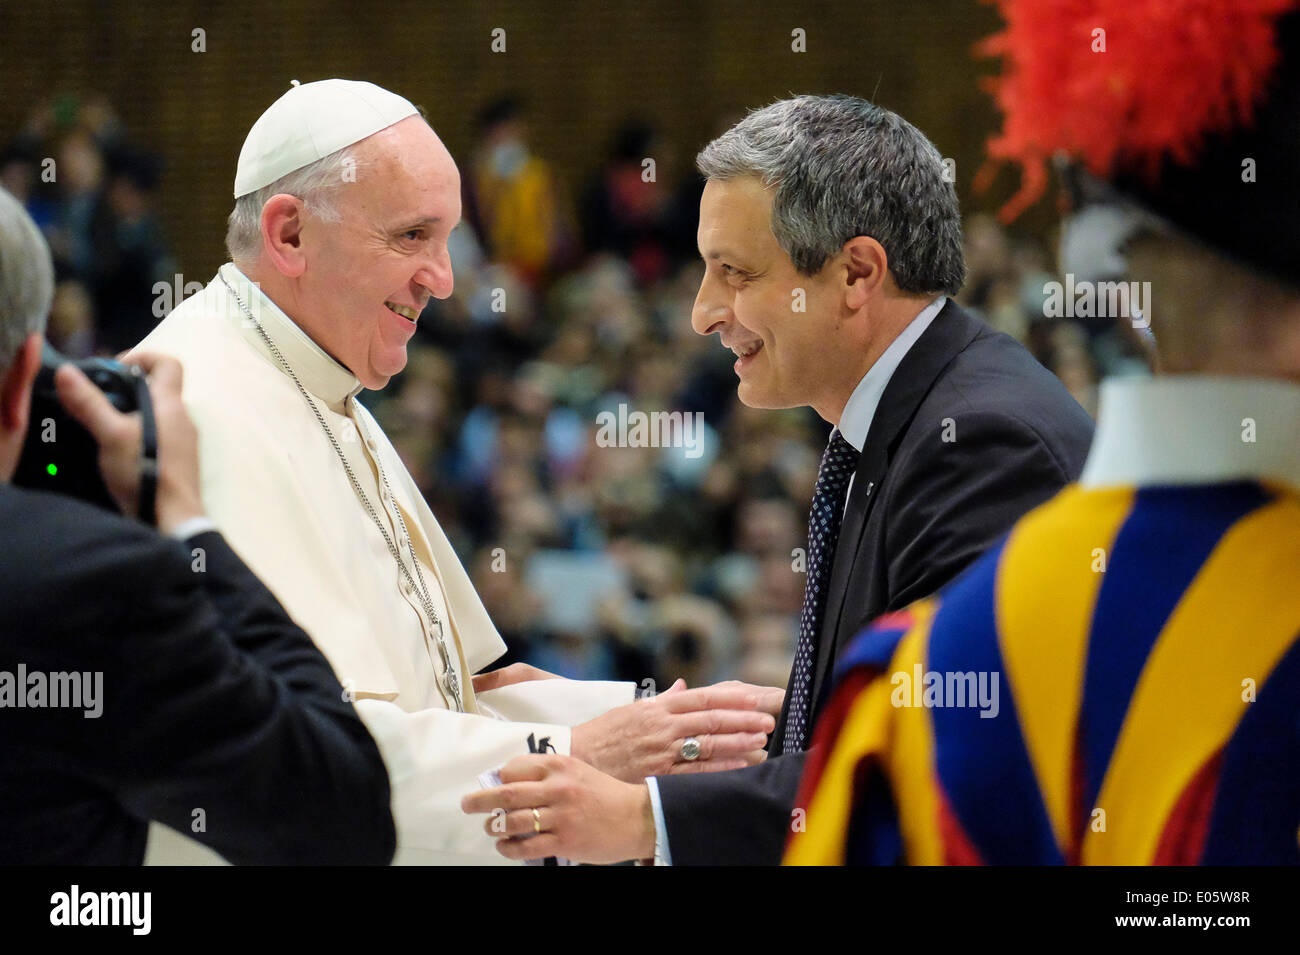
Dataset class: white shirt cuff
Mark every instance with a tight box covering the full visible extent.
[169,516,218,541]
[644,776,672,866]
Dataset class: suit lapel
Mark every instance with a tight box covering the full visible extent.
[806,301,986,718]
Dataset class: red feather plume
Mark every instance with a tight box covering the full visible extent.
[977,0,1298,222]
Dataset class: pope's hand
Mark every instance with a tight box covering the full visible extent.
[471,663,563,694]
[461,754,654,864]
[569,679,776,783]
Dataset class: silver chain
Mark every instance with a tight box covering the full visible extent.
[219,274,463,711]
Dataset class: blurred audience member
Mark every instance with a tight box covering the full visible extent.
[3,95,174,358]
[464,95,577,287]
[580,120,676,286]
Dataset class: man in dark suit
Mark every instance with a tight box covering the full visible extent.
[462,95,1093,865]
[0,186,395,865]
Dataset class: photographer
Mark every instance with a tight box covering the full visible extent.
[0,186,395,864]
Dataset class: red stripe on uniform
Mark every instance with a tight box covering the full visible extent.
[936,780,985,865]
[1153,749,1224,865]
[792,669,875,817]
[1068,723,1086,865]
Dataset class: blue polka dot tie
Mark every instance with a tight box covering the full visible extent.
[783,429,860,754]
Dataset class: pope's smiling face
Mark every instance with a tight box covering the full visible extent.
[298,115,460,390]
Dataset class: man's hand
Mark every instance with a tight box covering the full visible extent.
[462,754,654,864]
[54,352,204,534]
[569,679,777,783]
[707,679,785,720]
[472,662,563,694]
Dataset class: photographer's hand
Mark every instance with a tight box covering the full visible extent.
[54,352,204,534]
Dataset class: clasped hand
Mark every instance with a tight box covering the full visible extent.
[571,678,782,782]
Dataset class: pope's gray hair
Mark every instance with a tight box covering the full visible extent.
[696,94,965,294]
[225,143,368,265]
[0,186,53,373]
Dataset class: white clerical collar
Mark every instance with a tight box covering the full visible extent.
[1079,374,1300,490]
[218,262,363,408]
[837,296,946,451]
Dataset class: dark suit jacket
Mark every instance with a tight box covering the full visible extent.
[0,483,396,865]
[655,300,1095,864]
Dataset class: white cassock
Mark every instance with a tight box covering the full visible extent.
[137,263,633,864]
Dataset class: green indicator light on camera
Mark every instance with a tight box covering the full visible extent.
[46,463,57,477]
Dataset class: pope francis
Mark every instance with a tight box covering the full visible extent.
[137,79,780,864]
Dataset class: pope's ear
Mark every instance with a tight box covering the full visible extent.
[259,193,308,278]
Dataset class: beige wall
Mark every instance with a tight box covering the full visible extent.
[2,0,1038,279]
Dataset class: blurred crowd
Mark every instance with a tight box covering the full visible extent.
[3,95,175,359]
[6,94,1151,693]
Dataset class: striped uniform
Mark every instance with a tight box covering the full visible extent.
[785,479,1300,865]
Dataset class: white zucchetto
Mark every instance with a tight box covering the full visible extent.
[233,78,418,197]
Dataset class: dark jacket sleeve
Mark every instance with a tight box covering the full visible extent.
[655,752,806,866]
[75,528,396,865]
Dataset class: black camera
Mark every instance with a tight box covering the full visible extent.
[13,345,157,524]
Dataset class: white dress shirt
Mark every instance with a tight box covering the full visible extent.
[138,264,633,865]
[645,295,946,864]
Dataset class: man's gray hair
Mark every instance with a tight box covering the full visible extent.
[697,94,965,294]
[224,144,367,264]
[0,186,53,372]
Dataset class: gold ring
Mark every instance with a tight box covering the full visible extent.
[532,807,542,834]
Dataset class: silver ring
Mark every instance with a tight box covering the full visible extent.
[680,736,702,761]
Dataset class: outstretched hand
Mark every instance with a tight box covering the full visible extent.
[569,678,778,782]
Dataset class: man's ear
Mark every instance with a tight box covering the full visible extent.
[0,333,44,435]
[841,236,889,310]
[259,194,309,278]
